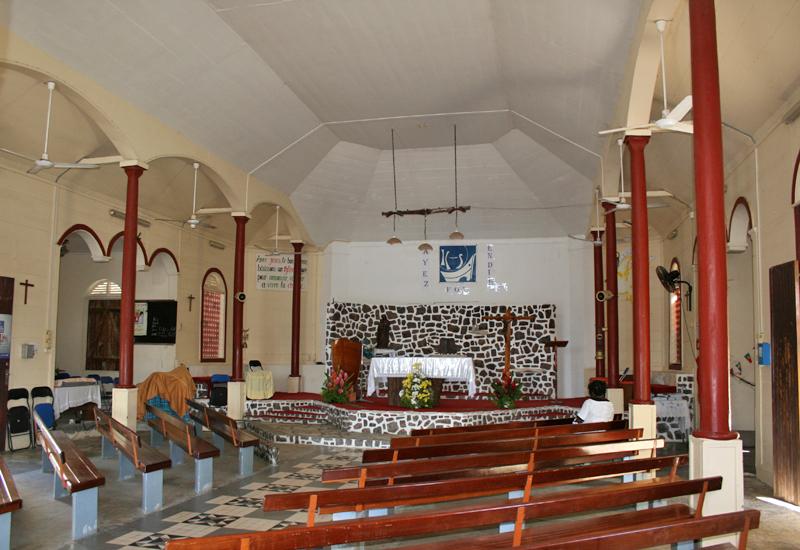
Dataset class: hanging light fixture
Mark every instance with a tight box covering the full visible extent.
[418,215,433,252]
[386,128,402,245]
[449,124,464,240]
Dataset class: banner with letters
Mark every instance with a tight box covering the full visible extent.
[255,253,308,291]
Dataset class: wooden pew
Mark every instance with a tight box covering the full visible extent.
[186,399,259,476]
[322,438,665,485]
[392,419,627,448]
[409,416,573,436]
[145,404,220,494]
[264,455,687,520]
[364,427,644,463]
[33,412,105,540]
[165,474,731,549]
[0,458,22,549]
[93,408,171,513]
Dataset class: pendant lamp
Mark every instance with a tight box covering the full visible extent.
[449,124,464,240]
[387,128,402,245]
[418,215,433,252]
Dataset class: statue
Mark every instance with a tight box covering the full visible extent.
[376,315,392,348]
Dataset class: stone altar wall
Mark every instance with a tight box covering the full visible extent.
[325,302,557,398]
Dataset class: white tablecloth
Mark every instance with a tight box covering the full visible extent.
[367,356,476,396]
[53,384,102,418]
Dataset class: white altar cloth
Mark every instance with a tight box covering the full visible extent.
[53,384,102,419]
[367,356,476,396]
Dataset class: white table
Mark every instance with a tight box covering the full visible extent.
[367,356,476,396]
[53,384,102,419]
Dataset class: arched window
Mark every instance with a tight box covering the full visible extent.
[201,269,227,362]
[668,258,682,370]
[89,279,122,296]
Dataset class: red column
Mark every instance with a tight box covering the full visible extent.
[626,135,652,404]
[118,165,145,389]
[689,0,735,439]
[290,241,304,380]
[604,204,620,388]
[231,215,248,382]
[592,230,606,378]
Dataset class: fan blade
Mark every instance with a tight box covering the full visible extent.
[53,162,99,169]
[667,95,692,122]
[671,121,694,134]
[0,147,38,162]
[598,123,656,136]
[27,163,46,175]
[154,218,185,223]
[80,155,122,165]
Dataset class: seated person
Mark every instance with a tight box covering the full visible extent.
[574,380,615,424]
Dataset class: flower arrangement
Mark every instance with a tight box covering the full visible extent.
[321,366,353,404]
[491,376,522,409]
[399,363,434,409]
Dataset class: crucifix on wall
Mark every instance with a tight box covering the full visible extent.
[483,308,533,382]
[187,294,195,312]
[19,280,34,305]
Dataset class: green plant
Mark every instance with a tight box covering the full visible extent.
[321,366,353,404]
[491,376,522,409]
[399,363,434,409]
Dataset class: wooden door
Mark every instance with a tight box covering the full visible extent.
[769,261,800,504]
[0,276,14,451]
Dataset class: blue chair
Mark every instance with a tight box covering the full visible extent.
[210,374,230,384]
[87,374,101,382]
[55,372,71,380]
[209,374,229,407]
[100,376,114,385]
[34,403,56,430]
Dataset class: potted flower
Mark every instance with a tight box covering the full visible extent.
[399,363,434,409]
[491,376,522,409]
[321,366,353,404]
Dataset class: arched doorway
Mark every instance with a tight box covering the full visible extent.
[727,198,757,454]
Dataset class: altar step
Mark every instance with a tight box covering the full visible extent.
[249,405,328,424]
[246,420,391,449]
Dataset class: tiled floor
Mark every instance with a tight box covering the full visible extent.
[70,446,361,550]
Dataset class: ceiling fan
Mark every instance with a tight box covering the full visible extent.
[568,189,604,246]
[254,205,291,255]
[156,162,222,229]
[598,20,693,136]
[601,139,673,213]
[0,81,112,174]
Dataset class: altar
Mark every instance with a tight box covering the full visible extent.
[368,356,476,406]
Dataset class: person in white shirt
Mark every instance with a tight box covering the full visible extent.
[574,380,615,424]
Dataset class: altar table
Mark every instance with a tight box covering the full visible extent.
[53,384,102,419]
[367,356,477,397]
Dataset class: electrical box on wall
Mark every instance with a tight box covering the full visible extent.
[758,342,771,366]
[20,343,36,359]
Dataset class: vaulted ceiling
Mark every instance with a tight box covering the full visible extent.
[2,1,800,244]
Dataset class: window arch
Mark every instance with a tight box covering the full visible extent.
[201,268,227,362]
[88,279,121,297]
[668,258,682,370]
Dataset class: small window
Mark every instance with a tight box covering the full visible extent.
[201,269,226,362]
[668,258,682,370]
[89,279,121,296]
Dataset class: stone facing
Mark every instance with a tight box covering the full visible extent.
[325,302,557,398]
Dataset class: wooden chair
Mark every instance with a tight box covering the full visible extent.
[93,408,171,513]
[186,400,259,476]
[34,412,105,540]
[145,404,220,494]
[331,338,362,401]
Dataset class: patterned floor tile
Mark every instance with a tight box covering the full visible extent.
[242,489,269,498]
[227,517,281,531]
[242,481,268,490]
[270,519,302,530]
[160,523,219,538]
[225,496,265,508]
[163,511,200,524]
[206,494,237,505]
[205,504,256,517]
[107,531,154,546]
[285,471,319,481]
[182,512,240,527]
[127,533,188,549]
[271,477,313,487]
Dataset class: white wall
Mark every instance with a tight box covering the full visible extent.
[318,238,595,397]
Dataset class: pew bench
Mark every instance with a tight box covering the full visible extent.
[145,404,220,494]
[364,427,645,463]
[409,416,573,436]
[392,419,627,448]
[34,412,105,540]
[186,399,259,476]
[164,473,729,549]
[323,438,666,486]
[0,458,22,550]
[94,408,171,513]
[264,455,687,522]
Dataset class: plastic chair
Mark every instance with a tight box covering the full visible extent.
[209,374,229,407]
[34,403,56,430]
[54,372,71,380]
[7,388,33,452]
[248,360,263,371]
[8,388,29,405]
[31,386,54,408]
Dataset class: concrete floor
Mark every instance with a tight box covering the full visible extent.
[4,431,800,549]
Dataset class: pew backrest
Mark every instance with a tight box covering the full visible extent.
[0,458,22,515]
[145,404,220,459]
[34,412,105,494]
[94,408,171,472]
[186,399,258,448]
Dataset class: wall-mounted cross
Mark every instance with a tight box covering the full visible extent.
[187,294,196,312]
[19,279,34,305]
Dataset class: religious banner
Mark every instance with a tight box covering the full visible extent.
[133,302,148,336]
[255,253,308,291]
[439,244,477,283]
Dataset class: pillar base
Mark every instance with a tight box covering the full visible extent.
[227,381,246,420]
[287,375,302,393]
[690,435,744,547]
[111,387,138,430]
[607,388,625,415]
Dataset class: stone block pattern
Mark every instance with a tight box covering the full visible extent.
[325,302,557,398]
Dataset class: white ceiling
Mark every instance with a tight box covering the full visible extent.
[4,1,799,244]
